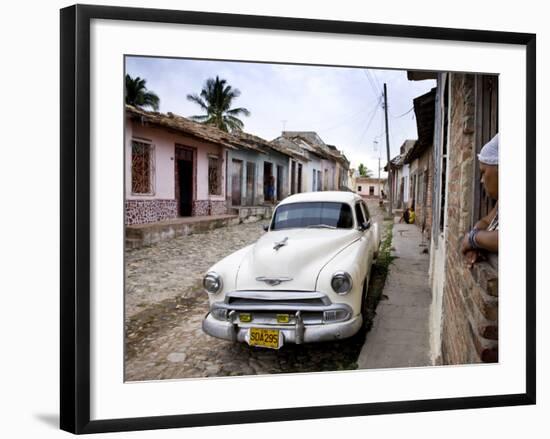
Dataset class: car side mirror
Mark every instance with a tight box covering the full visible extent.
[263,224,269,232]
[361,220,371,230]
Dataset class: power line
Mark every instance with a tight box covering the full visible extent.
[391,106,414,118]
[363,70,381,100]
[317,98,380,133]
[370,69,383,93]
[355,96,382,147]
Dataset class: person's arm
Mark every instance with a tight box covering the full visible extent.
[473,204,498,231]
[471,229,498,253]
[461,204,498,256]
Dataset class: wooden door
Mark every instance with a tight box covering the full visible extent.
[276,165,283,200]
[246,162,255,206]
[232,159,243,206]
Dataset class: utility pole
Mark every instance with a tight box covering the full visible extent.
[374,140,381,202]
[378,156,381,201]
[383,83,392,215]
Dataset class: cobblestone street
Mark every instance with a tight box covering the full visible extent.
[125,200,386,381]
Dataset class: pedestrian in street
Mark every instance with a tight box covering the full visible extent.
[408,205,416,224]
[461,133,499,267]
[399,207,410,224]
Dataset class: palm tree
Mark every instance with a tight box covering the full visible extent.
[125,74,160,111]
[358,163,373,177]
[186,76,250,132]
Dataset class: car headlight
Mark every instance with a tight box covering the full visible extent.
[331,271,353,295]
[203,272,223,294]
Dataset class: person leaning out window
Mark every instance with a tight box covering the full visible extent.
[461,133,499,268]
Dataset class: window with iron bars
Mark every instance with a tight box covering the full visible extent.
[208,155,222,195]
[473,75,499,223]
[131,140,154,195]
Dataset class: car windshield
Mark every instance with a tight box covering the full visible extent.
[270,202,354,230]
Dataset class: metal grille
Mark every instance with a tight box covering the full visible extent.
[208,156,221,195]
[131,140,153,194]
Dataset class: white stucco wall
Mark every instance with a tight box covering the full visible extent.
[356,180,384,197]
[428,235,446,363]
[402,164,410,204]
[304,155,323,191]
[125,120,175,200]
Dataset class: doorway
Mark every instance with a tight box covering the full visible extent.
[276,165,283,200]
[176,146,194,216]
[263,162,273,202]
[232,159,243,206]
[246,161,255,206]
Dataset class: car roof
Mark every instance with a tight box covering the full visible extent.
[276,191,362,207]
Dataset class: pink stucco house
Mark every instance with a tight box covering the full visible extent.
[125,105,260,225]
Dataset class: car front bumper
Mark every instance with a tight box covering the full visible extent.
[202,312,363,345]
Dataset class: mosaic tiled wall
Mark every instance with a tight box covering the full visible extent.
[126,199,227,224]
[125,199,177,225]
[192,200,227,216]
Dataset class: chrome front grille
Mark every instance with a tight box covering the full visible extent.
[211,290,352,325]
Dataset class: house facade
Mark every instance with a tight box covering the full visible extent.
[226,132,291,207]
[270,135,309,195]
[126,106,266,225]
[279,131,350,193]
[403,88,436,234]
[354,177,386,198]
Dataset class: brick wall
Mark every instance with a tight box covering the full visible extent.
[440,73,499,364]
[415,149,434,235]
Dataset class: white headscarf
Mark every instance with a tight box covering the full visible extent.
[478,133,499,165]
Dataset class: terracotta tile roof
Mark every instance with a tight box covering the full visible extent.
[126,105,266,153]
[270,136,311,161]
[280,131,349,167]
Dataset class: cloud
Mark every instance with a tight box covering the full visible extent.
[126,56,435,172]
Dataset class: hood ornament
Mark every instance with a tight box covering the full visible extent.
[273,236,288,251]
[256,276,293,286]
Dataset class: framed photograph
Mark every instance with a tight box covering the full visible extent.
[60,4,536,434]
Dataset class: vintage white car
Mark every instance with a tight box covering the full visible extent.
[201,191,380,349]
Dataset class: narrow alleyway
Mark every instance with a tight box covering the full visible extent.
[357,222,432,369]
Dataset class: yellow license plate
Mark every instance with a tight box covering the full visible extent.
[249,328,281,349]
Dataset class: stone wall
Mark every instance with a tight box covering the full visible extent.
[126,199,227,224]
[440,73,499,364]
[192,200,227,216]
[125,199,177,225]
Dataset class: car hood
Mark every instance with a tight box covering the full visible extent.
[236,227,360,291]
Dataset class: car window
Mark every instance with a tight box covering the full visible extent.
[355,202,366,227]
[361,201,371,220]
[271,202,353,230]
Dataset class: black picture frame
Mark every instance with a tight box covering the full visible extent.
[60,4,536,434]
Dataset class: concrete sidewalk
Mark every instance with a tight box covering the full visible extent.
[357,223,432,369]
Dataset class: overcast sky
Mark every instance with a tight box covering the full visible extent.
[126,56,435,177]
